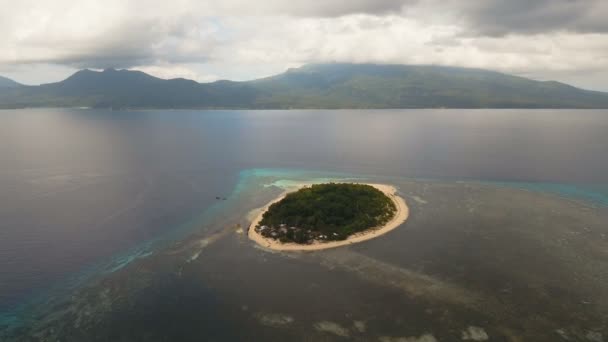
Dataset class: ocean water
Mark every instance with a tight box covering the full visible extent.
[1,109,607,341]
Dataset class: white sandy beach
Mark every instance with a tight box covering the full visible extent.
[247,183,409,251]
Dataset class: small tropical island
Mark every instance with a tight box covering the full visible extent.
[248,183,409,251]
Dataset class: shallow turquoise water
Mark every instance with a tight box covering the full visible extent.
[5,167,608,341]
[488,181,608,206]
[1,109,607,339]
[9,168,608,324]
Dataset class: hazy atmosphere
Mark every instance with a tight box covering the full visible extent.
[2,2,608,342]
[2,0,608,90]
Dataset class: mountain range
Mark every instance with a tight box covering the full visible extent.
[1,63,608,109]
[0,76,22,89]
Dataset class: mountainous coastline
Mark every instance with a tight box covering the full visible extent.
[1,63,608,109]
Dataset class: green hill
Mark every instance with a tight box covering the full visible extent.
[1,63,608,109]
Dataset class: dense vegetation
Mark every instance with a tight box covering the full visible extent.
[2,63,608,109]
[257,183,396,243]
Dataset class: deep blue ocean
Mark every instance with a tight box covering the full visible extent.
[1,108,607,326]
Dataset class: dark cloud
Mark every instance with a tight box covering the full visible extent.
[12,18,214,69]
[457,0,608,36]
[256,0,409,17]
[49,53,154,70]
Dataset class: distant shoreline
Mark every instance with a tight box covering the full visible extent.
[247,183,409,251]
[4,107,608,111]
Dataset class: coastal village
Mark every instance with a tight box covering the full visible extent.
[254,223,342,244]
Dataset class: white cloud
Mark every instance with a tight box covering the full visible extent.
[1,0,608,90]
[133,64,220,83]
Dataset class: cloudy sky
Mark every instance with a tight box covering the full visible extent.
[1,0,608,90]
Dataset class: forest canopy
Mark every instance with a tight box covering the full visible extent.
[258,183,396,242]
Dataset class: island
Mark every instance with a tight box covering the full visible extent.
[248,183,409,251]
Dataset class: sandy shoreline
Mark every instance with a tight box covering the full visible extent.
[247,183,409,251]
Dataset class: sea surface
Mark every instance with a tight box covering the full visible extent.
[0,109,607,341]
